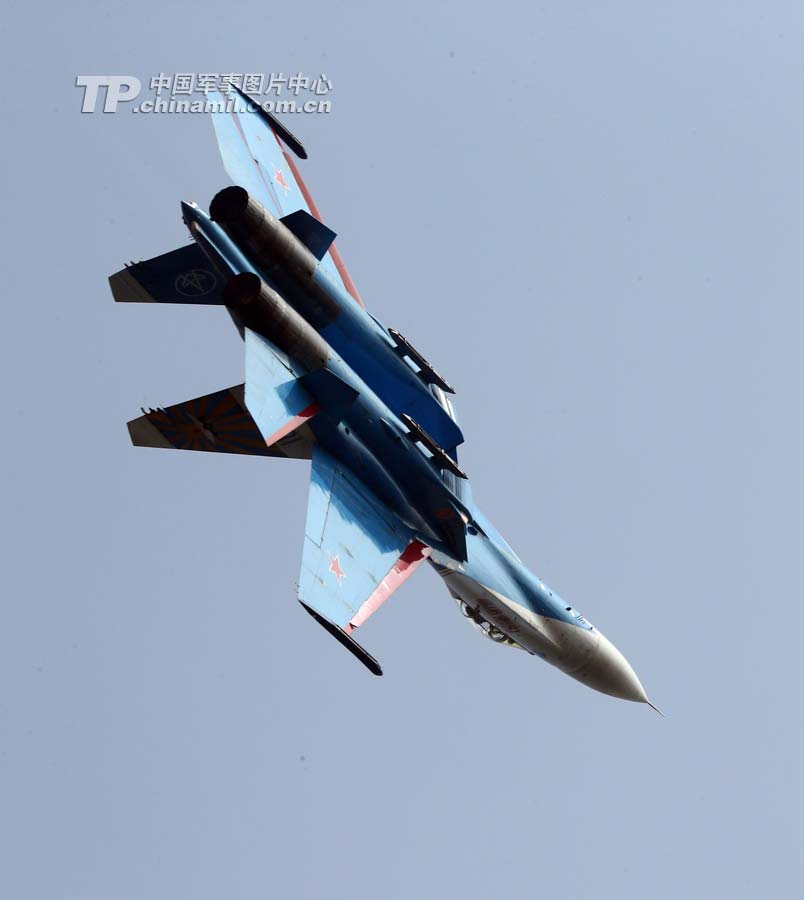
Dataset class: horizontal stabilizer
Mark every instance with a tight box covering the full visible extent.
[110,243,225,304]
[280,209,337,260]
[128,384,313,459]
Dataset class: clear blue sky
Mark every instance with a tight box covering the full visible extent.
[2,2,802,897]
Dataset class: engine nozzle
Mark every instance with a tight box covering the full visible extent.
[210,185,340,329]
[224,272,329,372]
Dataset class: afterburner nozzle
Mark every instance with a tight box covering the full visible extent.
[224,272,329,373]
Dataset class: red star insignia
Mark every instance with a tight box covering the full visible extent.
[274,167,290,194]
[328,554,346,583]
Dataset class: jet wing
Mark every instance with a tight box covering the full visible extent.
[209,88,365,309]
[127,384,313,459]
[299,445,430,675]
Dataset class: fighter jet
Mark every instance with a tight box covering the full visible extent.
[111,87,654,706]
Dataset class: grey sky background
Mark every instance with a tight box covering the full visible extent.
[2,2,802,897]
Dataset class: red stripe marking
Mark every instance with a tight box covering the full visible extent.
[263,120,365,309]
[263,402,320,447]
[345,540,431,632]
[282,150,366,309]
[237,105,365,308]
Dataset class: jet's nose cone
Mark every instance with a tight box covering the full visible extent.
[572,630,648,703]
[180,200,205,226]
